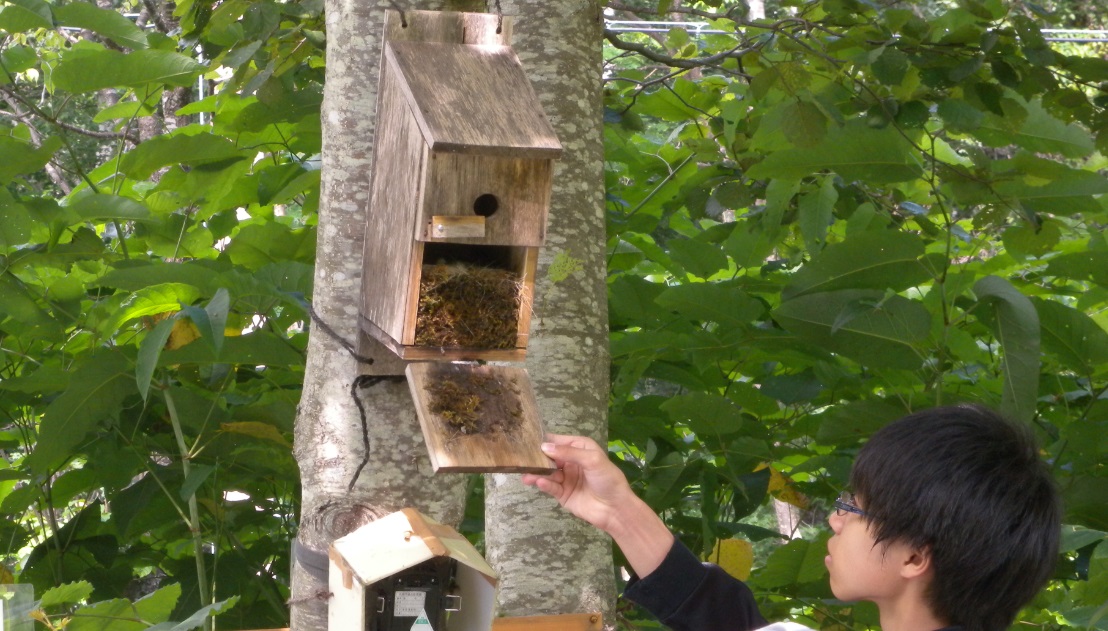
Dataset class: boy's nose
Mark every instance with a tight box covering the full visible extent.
[828,509,843,534]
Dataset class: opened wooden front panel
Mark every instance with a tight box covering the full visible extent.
[407,362,555,473]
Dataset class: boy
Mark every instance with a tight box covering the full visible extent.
[522,404,1061,631]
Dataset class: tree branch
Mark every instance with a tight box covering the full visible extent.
[603,29,755,71]
[0,91,74,194]
[0,85,139,143]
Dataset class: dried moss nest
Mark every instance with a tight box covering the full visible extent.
[426,367,524,436]
[415,263,523,349]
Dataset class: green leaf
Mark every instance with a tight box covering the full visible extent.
[145,596,238,631]
[0,200,34,250]
[204,287,230,353]
[68,598,143,631]
[610,276,668,327]
[40,581,94,607]
[0,136,62,184]
[973,276,1040,423]
[223,221,316,270]
[0,272,55,328]
[26,351,134,473]
[1045,251,1108,287]
[1033,298,1108,376]
[975,96,1094,159]
[781,100,827,149]
[159,331,303,366]
[106,283,201,335]
[750,535,828,588]
[1,44,37,73]
[134,583,181,624]
[994,170,1108,216]
[0,0,52,32]
[746,121,922,184]
[179,464,215,502]
[937,99,984,133]
[814,399,909,445]
[69,194,154,224]
[798,176,837,249]
[773,290,930,369]
[136,318,175,401]
[643,452,692,511]
[98,261,227,292]
[655,281,765,326]
[668,238,728,279]
[53,48,204,93]
[661,392,745,437]
[871,47,910,85]
[782,231,931,299]
[119,131,246,180]
[54,3,148,49]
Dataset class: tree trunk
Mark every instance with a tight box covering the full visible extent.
[290,1,494,630]
[482,0,615,625]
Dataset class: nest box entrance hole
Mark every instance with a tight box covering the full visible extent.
[414,243,533,351]
[472,193,499,217]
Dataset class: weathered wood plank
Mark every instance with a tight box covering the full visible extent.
[420,154,552,247]
[407,363,554,473]
[386,40,561,159]
[492,613,603,631]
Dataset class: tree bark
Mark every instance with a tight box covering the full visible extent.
[482,0,615,625]
[293,2,611,629]
[291,1,488,630]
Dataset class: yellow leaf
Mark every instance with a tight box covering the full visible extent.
[166,318,200,350]
[220,421,290,447]
[754,462,810,509]
[706,538,753,580]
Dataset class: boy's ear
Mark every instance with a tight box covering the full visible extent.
[900,545,933,580]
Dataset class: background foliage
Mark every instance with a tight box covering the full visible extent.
[602,0,1108,628]
[0,0,1105,629]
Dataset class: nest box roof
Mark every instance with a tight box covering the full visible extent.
[384,40,563,159]
[330,508,498,587]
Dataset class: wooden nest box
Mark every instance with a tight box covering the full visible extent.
[360,24,562,363]
[329,508,498,631]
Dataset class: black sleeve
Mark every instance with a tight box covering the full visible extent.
[622,539,769,631]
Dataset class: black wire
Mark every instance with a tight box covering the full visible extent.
[494,0,503,34]
[387,0,408,27]
[347,375,403,490]
[305,302,376,366]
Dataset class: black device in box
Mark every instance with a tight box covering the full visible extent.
[366,557,460,631]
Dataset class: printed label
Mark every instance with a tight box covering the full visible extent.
[394,590,426,618]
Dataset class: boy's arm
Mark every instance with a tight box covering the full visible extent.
[521,434,673,577]
[522,435,770,631]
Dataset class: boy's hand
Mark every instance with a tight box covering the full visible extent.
[522,433,674,578]
[521,433,636,535]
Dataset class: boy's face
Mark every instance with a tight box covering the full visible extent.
[825,497,920,604]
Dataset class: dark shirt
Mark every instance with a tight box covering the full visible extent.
[623,539,769,631]
[624,539,962,631]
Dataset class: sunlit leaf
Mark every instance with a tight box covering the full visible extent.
[53,48,204,93]
[773,290,930,369]
[973,276,1040,422]
[54,2,148,49]
[706,538,754,581]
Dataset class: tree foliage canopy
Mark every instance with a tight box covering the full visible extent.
[601,0,1108,627]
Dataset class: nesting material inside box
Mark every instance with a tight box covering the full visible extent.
[415,263,523,349]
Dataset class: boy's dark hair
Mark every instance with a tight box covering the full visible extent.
[850,404,1061,631]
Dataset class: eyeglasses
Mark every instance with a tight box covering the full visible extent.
[834,491,867,518]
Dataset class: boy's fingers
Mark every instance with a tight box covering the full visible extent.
[543,433,602,451]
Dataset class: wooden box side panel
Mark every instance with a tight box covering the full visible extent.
[492,613,602,631]
[361,60,427,344]
[419,155,553,247]
[513,247,538,349]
